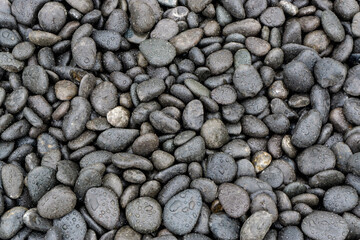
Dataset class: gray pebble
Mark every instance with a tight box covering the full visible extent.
[65,0,93,14]
[219,0,245,19]
[163,189,202,235]
[210,84,237,105]
[321,10,345,42]
[263,114,290,134]
[112,152,153,171]
[74,169,102,200]
[314,58,346,90]
[150,110,180,134]
[4,86,28,114]
[29,31,61,47]
[73,37,97,70]
[205,152,237,183]
[260,7,285,27]
[53,210,87,240]
[323,186,358,213]
[206,49,233,75]
[12,42,35,61]
[151,19,179,40]
[309,170,345,189]
[245,37,271,56]
[129,1,155,33]
[259,165,284,188]
[0,52,24,72]
[233,64,263,98]
[291,109,322,148]
[174,136,205,163]
[0,28,20,48]
[241,115,269,138]
[283,61,314,93]
[37,186,77,219]
[0,207,27,239]
[136,78,166,102]
[279,226,304,240]
[190,178,217,203]
[170,28,203,54]
[218,183,249,218]
[38,2,67,33]
[158,175,190,205]
[139,39,176,67]
[23,208,52,232]
[126,197,162,234]
[182,100,204,131]
[201,119,229,149]
[92,30,122,51]
[296,145,336,175]
[1,164,23,199]
[22,65,49,95]
[96,128,139,152]
[90,81,117,116]
[85,187,120,230]
[301,211,349,240]
[27,166,56,203]
[344,98,360,125]
[209,213,240,240]
[240,211,274,240]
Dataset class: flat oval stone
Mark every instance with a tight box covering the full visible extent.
[163,189,202,235]
[96,128,139,152]
[90,81,118,116]
[301,211,349,240]
[112,152,153,171]
[0,207,27,239]
[72,37,96,70]
[0,28,20,48]
[291,109,322,148]
[62,97,91,140]
[174,136,205,163]
[323,186,358,213]
[283,60,314,93]
[149,110,180,134]
[183,100,204,131]
[344,98,360,125]
[27,166,57,203]
[200,119,229,149]
[240,211,274,240]
[85,187,120,230]
[170,28,204,54]
[22,65,49,95]
[206,49,233,75]
[23,208,52,232]
[139,39,176,67]
[136,78,166,102]
[65,0,93,14]
[296,145,336,175]
[218,183,250,218]
[53,210,87,240]
[1,164,23,199]
[37,186,77,219]
[260,7,285,27]
[0,52,24,72]
[126,197,162,234]
[321,10,345,42]
[28,31,61,46]
[209,213,240,240]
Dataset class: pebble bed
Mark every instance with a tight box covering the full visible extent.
[0,0,359,239]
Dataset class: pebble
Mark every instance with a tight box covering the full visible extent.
[151,19,179,40]
[174,136,205,163]
[283,60,314,92]
[260,7,285,27]
[72,37,97,70]
[136,78,166,102]
[344,98,360,125]
[149,110,180,134]
[106,106,130,128]
[38,2,67,33]
[301,211,349,240]
[28,31,61,47]
[53,210,87,240]
[240,211,274,240]
[321,10,345,42]
[112,152,153,171]
[85,187,120,230]
[37,186,77,219]
[54,80,78,101]
[297,145,336,175]
[0,52,24,72]
[200,119,229,149]
[205,152,237,183]
[291,109,322,148]
[129,1,155,33]
[245,37,271,56]
[96,128,139,152]
[163,189,202,235]
[22,65,49,95]
[220,0,245,19]
[206,49,233,75]
[65,0,93,14]
[323,185,358,213]
[183,100,204,131]
[1,164,23,199]
[233,64,263,98]
[218,183,249,218]
[27,166,56,203]
[314,58,347,89]
[209,213,240,240]
[139,39,176,67]
[0,207,27,239]
[170,28,204,54]
[23,208,52,232]
[126,197,162,234]
[90,81,118,116]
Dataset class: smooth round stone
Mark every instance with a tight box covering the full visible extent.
[126,197,162,234]
[0,52,24,72]
[1,164,23,199]
[163,189,202,235]
[170,28,204,54]
[23,208,52,232]
[74,169,102,200]
[129,1,155,33]
[296,145,336,176]
[56,160,79,186]
[233,64,263,98]
[184,78,210,98]
[251,151,272,173]
[234,49,251,67]
[54,80,78,101]
[37,186,77,219]
[53,210,86,240]
[210,85,237,105]
[84,187,120,230]
[301,211,349,240]
[334,0,359,20]
[279,226,304,240]
[92,30,121,51]
[91,81,118,116]
[245,0,267,18]
[115,226,141,240]
[4,86,28,114]
[321,10,345,42]
[259,165,284,188]
[12,42,35,61]
[344,65,360,96]
[182,100,204,131]
[149,111,180,134]
[304,30,330,53]
[291,109,322,148]
[309,170,345,189]
[22,65,49,95]
[136,78,166,102]
[65,0,94,14]
[112,152,153,171]
[38,2,67,33]
[240,211,274,240]
[245,37,271,56]
[174,136,205,163]
[314,58,346,89]
[190,178,217,203]
[27,166,57,203]
[283,61,314,93]
[72,37,97,70]
[106,106,130,128]
[0,28,20,48]
[323,186,358,213]
[206,152,237,184]
[209,213,240,240]
[263,114,290,134]
[344,98,360,125]
[123,169,146,184]
[200,119,229,149]
[152,150,175,170]
[139,39,176,67]
[151,19,179,40]
[218,183,249,218]
[260,7,285,27]
[241,115,269,138]
[62,97,91,140]
[206,49,233,75]
[0,207,27,239]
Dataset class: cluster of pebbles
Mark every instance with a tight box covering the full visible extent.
[0,0,360,239]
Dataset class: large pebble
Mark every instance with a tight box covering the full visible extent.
[96,128,139,152]
[321,10,345,42]
[90,81,118,116]
[129,1,155,33]
[240,211,274,240]
[205,152,237,184]
[174,136,205,163]
[206,49,233,75]
[0,207,27,239]
[85,187,120,230]
[218,183,249,218]
[301,211,349,240]
[37,186,77,219]
[1,164,23,199]
[149,110,180,134]
[233,64,263,98]
[72,37,97,70]
[139,39,176,67]
[0,52,24,72]
[183,100,204,131]
[344,98,360,125]
[209,213,240,240]
[323,186,358,213]
[126,197,162,234]
[297,145,336,175]
[283,61,314,93]
[53,210,87,240]
[27,166,56,203]
[163,189,202,235]
[170,28,203,54]
[200,119,229,149]
[136,78,166,102]
[65,0,93,14]
[22,65,49,95]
